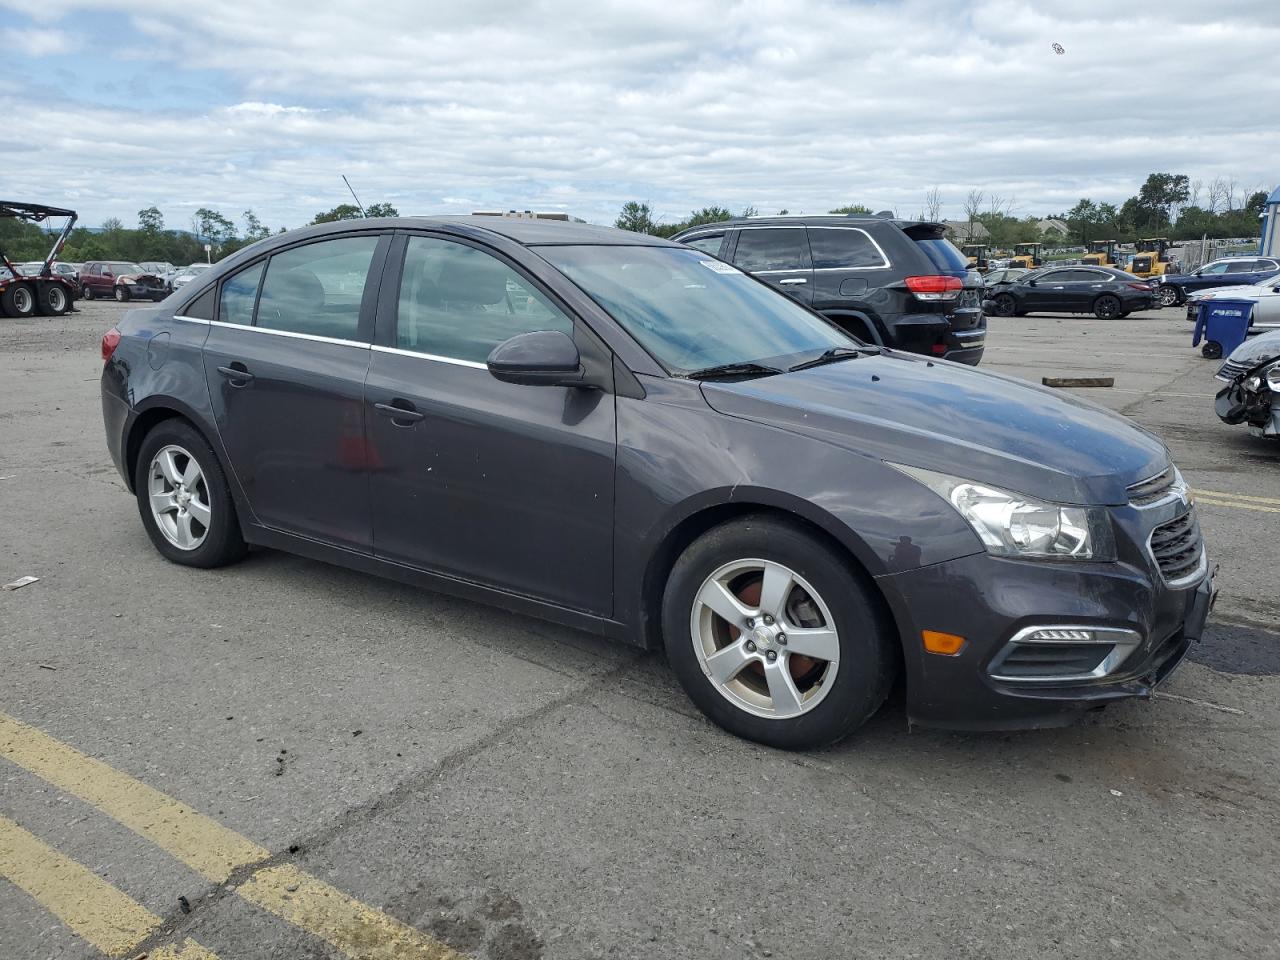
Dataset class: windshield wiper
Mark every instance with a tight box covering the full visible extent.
[787,346,870,372]
[684,361,784,381]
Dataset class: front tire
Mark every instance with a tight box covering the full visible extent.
[990,293,1016,317]
[82,284,94,300]
[134,420,247,568]
[114,285,131,302]
[1158,285,1181,307]
[662,515,896,749]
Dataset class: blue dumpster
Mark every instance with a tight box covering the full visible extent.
[1193,299,1253,359]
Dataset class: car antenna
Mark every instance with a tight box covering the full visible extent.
[341,175,368,217]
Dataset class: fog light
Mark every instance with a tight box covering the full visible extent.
[922,630,966,656]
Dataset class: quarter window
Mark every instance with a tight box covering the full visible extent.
[684,234,725,256]
[218,261,264,326]
[255,236,379,341]
[732,229,810,272]
[808,227,887,269]
[396,236,573,364]
[1225,260,1256,273]
[184,288,215,321]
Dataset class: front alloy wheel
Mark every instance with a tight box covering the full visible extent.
[692,559,840,719]
[1158,285,1180,307]
[990,293,1016,317]
[147,444,212,550]
[115,285,130,302]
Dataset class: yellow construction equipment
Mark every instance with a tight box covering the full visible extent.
[961,244,988,270]
[1008,243,1042,270]
[1130,238,1170,278]
[1082,240,1117,267]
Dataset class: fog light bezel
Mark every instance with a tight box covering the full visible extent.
[987,624,1143,684]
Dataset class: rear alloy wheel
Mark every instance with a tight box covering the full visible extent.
[38,284,70,316]
[1158,285,1181,307]
[990,293,1016,317]
[135,420,247,568]
[1093,295,1121,320]
[114,285,131,302]
[1,282,36,318]
[663,516,895,749]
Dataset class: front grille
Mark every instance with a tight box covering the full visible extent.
[1216,358,1250,382]
[993,643,1112,679]
[1149,508,1204,584]
[1127,467,1176,506]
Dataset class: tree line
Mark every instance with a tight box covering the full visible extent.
[613,172,1271,249]
[0,202,398,265]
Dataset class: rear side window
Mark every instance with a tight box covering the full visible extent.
[396,236,573,363]
[256,236,379,341]
[183,288,215,320]
[1225,260,1256,273]
[684,233,725,256]
[218,261,264,326]
[733,229,810,272]
[807,227,887,269]
[913,238,969,278]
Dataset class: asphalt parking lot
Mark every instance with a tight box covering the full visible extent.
[2,300,1278,960]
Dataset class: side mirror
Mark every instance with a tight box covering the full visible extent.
[1027,279,1037,286]
[487,330,583,387]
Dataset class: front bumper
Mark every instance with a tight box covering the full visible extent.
[877,550,1214,730]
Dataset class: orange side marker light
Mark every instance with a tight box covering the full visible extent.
[922,630,966,656]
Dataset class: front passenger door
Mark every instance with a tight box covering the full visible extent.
[365,234,616,615]
[730,227,814,305]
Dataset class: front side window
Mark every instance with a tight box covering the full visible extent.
[732,228,810,272]
[1200,262,1230,275]
[256,236,379,340]
[543,244,852,374]
[218,261,264,326]
[808,227,887,270]
[217,263,264,327]
[396,236,573,363]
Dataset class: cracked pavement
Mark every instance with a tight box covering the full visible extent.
[1,302,1277,959]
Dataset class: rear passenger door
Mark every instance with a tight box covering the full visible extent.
[805,225,888,311]
[1057,269,1113,311]
[729,227,813,305]
[202,232,388,552]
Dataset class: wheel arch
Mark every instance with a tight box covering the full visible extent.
[637,494,905,661]
[124,398,230,496]
[820,309,885,346]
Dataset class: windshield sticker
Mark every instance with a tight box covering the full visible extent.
[698,259,742,275]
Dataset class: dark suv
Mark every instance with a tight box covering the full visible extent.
[1154,256,1280,307]
[672,216,986,364]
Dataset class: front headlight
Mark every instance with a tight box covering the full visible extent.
[1265,362,1280,391]
[891,464,1115,561]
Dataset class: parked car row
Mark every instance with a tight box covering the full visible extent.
[983,265,1155,319]
[1153,256,1280,307]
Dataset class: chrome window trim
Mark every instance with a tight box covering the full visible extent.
[172,314,209,324]
[988,624,1143,684]
[371,344,488,370]
[173,314,371,348]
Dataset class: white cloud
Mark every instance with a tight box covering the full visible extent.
[1,26,78,56]
[0,0,1276,228]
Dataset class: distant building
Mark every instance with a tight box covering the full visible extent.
[943,220,989,241]
[1036,218,1070,239]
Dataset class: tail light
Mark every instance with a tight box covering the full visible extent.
[101,328,121,362]
[905,275,963,301]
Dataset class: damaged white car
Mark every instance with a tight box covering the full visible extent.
[1216,330,1280,438]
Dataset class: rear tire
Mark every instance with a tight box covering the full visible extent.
[1201,341,1223,360]
[134,420,247,569]
[662,515,896,749]
[1093,295,1121,319]
[1,283,36,318]
[36,283,70,316]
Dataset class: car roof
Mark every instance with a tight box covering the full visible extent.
[266,215,675,248]
[676,214,932,232]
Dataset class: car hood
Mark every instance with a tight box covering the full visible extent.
[700,351,1168,506]
[1190,284,1258,301]
[120,272,161,282]
[1225,330,1280,366]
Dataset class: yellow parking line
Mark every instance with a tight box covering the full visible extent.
[1194,488,1280,506]
[0,712,467,959]
[1194,494,1280,514]
[0,815,218,959]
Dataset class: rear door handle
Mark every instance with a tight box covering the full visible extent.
[778,278,807,285]
[374,401,425,425]
[217,364,254,385]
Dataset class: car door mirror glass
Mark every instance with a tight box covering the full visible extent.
[487,330,583,386]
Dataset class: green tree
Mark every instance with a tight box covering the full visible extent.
[740,205,758,218]
[615,201,657,234]
[241,209,269,241]
[312,203,364,223]
[829,204,872,215]
[365,202,399,218]
[1131,173,1190,231]
[1065,199,1100,244]
[193,208,236,245]
[137,206,164,233]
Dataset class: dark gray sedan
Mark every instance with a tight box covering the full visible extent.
[101,217,1213,748]
[986,265,1155,319]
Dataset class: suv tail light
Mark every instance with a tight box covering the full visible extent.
[905,275,963,301]
[101,328,121,362]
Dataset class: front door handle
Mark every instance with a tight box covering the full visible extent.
[374,401,425,425]
[217,364,254,385]
[777,278,807,285]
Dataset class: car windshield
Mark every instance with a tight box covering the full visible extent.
[542,245,855,375]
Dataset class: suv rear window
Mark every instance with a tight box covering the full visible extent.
[913,238,969,278]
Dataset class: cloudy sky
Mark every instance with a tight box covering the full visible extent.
[1,0,1277,232]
